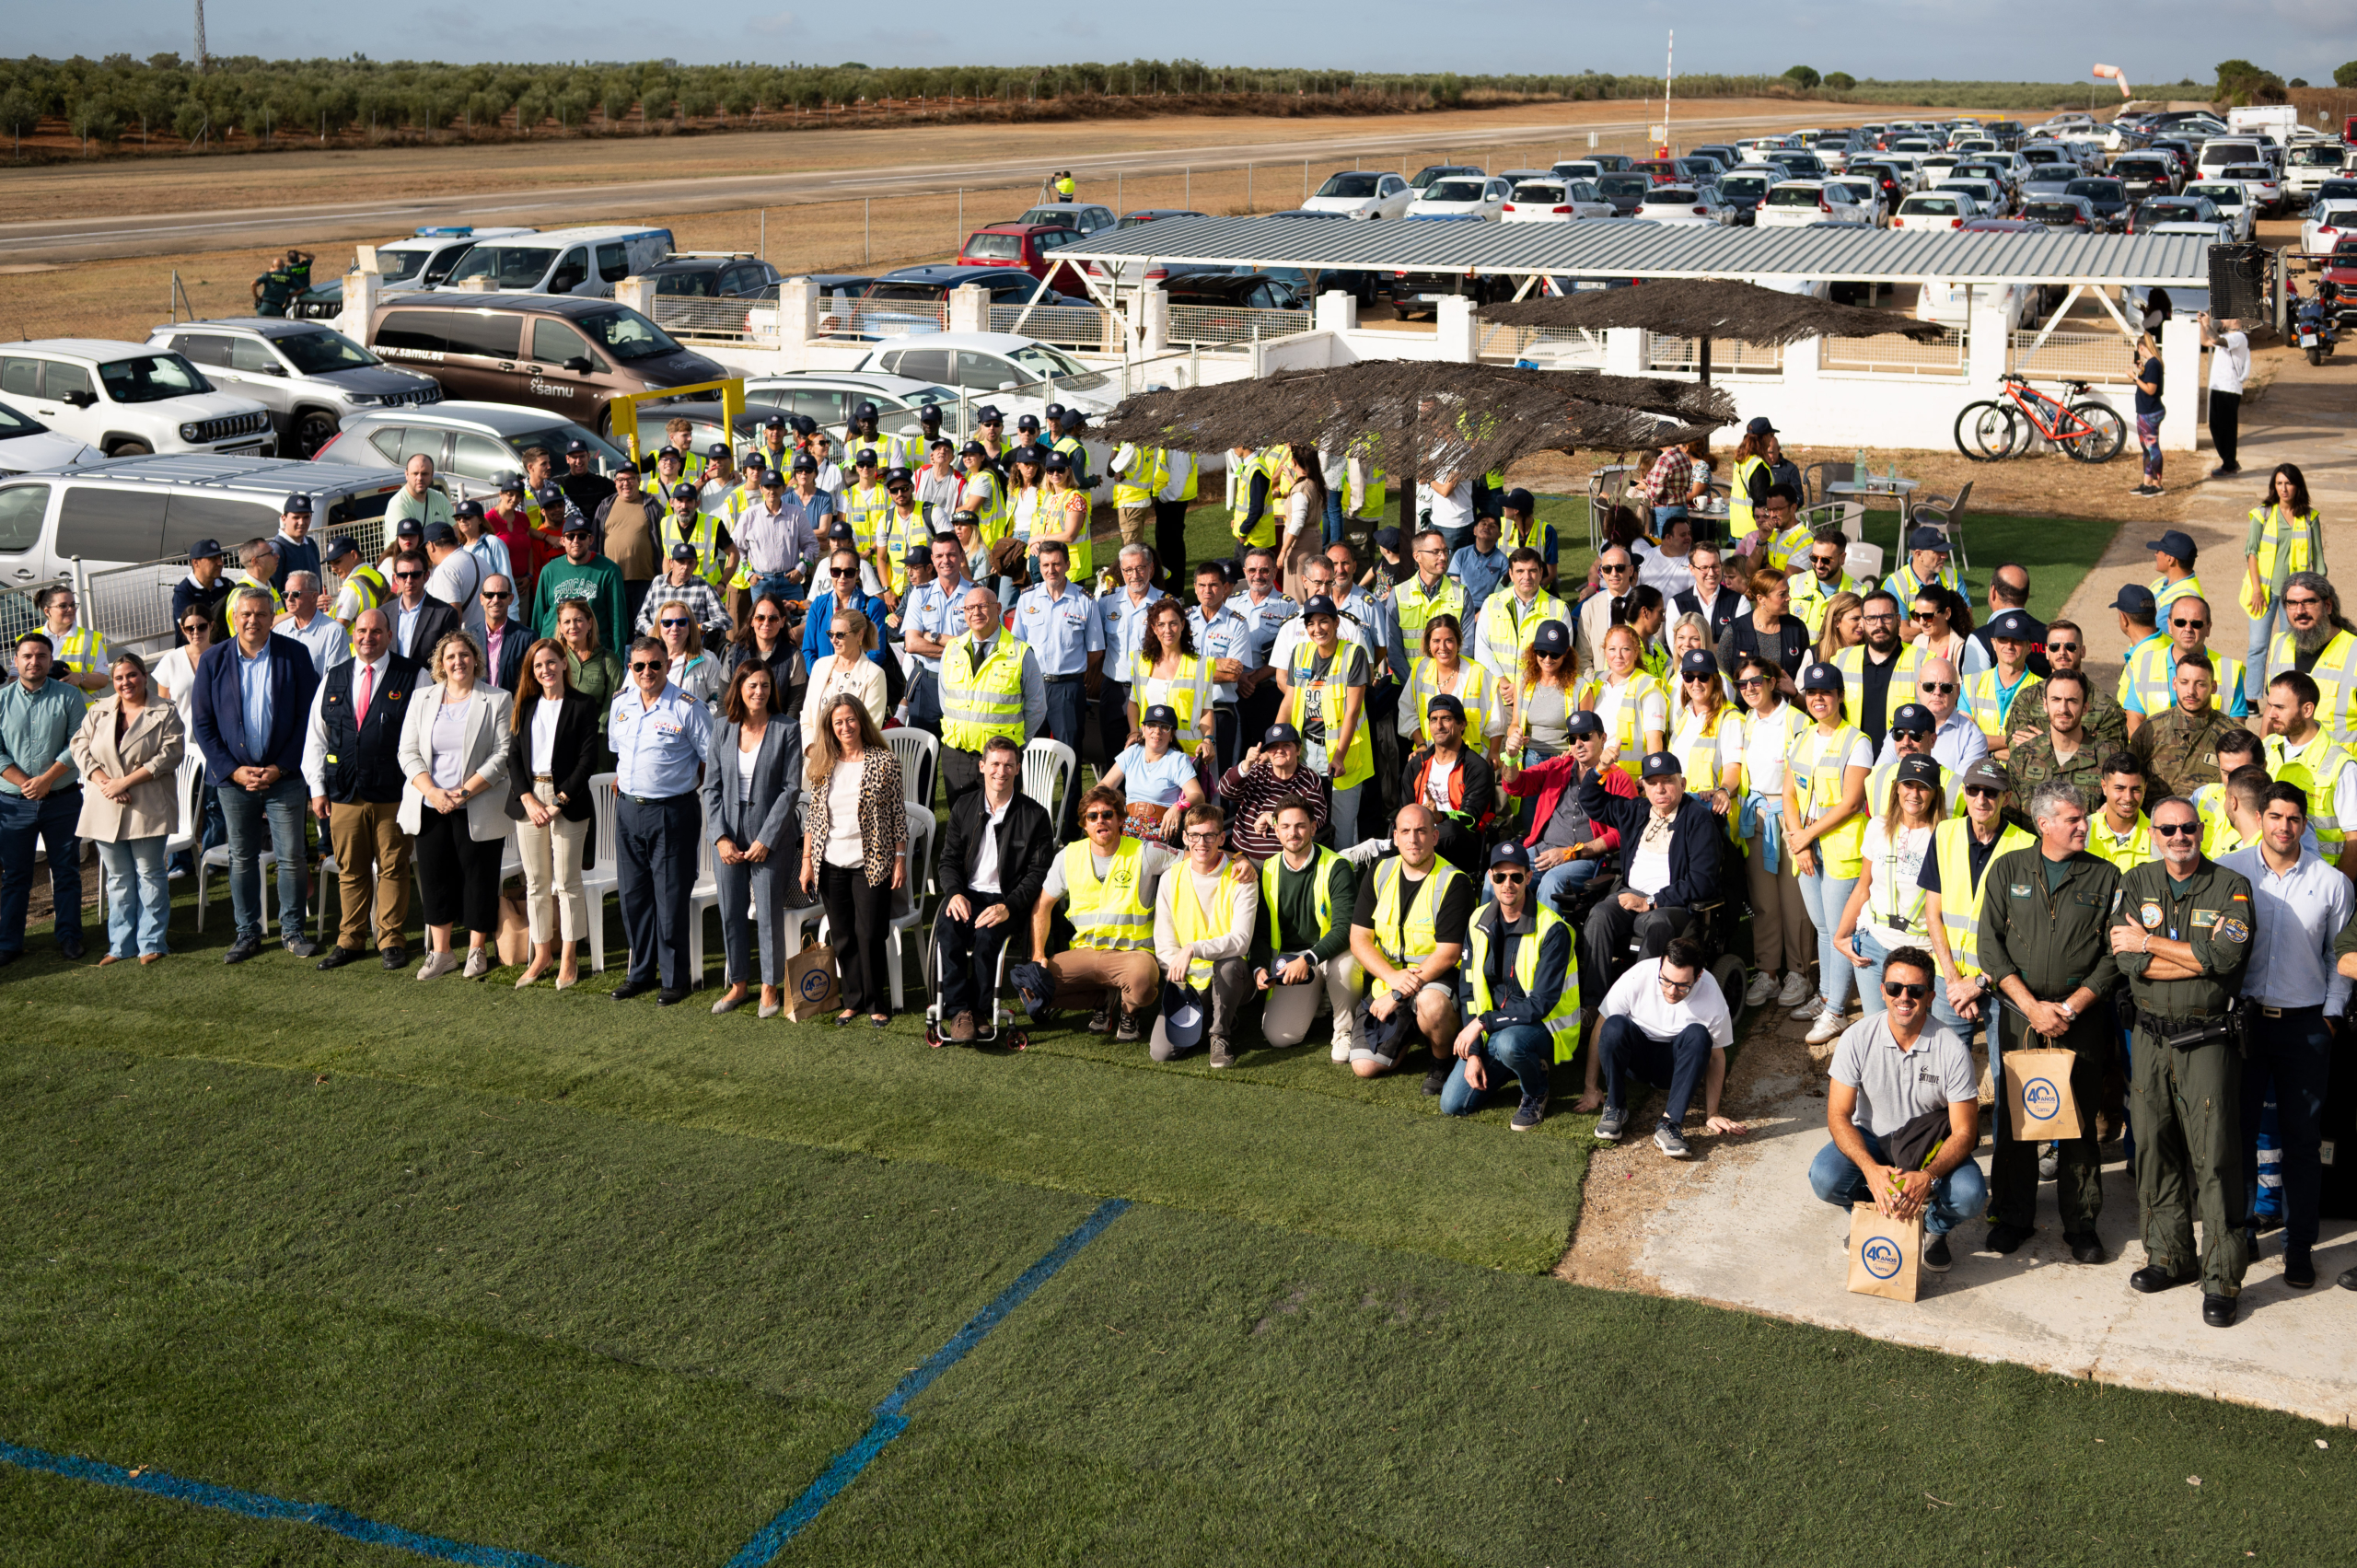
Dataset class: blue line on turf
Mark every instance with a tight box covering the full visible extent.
[723,1197,1133,1568]
[0,1436,581,1568]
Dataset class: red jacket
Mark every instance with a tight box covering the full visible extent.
[1502,751,1633,853]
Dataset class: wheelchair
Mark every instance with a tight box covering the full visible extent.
[1563,842,1753,1035]
[918,913,1030,1051]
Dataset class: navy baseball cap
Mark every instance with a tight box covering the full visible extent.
[1679,648,1719,679]
[903,546,933,566]
[884,466,913,487]
[705,442,731,461]
[281,493,312,515]
[2109,584,2157,618]
[668,541,698,563]
[493,472,524,493]
[1565,710,1606,738]
[2147,529,2197,561]
[950,509,981,530]
[759,470,784,490]
[423,521,458,545]
[613,459,641,476]
[562,514,592,534]
[320,535,357,563]
[1489,840,1532,871]
[960,440,987,458]
[1426,692,1466,721]
[1800,661,1843,693]
[791,454,819,472]
[762,413,786,430]
[655,446,683,466]
[670,482,699,501]
[1532,620,1572,657]
[1373,526,1403,551]
[917,403,943,423]
[190,539,229,562]
[853,448,880,468]
[793,415,818,435]
[1263,723,1302,749]
[1301,594,1341,621]
[1889,702,1935,735]
[565,437,593,454]
[451,499,483,521]
[1503,487,1536,516]
[1141,703,1178,728]
[1896,754,1943,789]
[1042,454,1071,473]
[1906,526,1951,553]
[1745,416,1778,436]
[826,522,856,542]
[535,482,565,507]
[855,401,879,421]
[976,404,1004,424]
[393,517,424,538]
[1987,609,2042,642]
[739,452,767,472]
[1640,751,1683,780]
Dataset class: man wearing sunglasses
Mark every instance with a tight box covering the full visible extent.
[2012,620,2127,760]
[1573,544,1641,675]
[1922,758,2033,1051]
[1593,934,1742,1157]
[1960,609,2045,762]
[2124,595,2247,738]
[2112,794,2253,1325]
[1439,841,1575,1132]
[529,516,627,656]
[1875,664,1985,784]
[1784,529,1864,641]
[1977,778,2125,1264]
[1829,590,1921,752]
[2262,572,2357,750]
[474,575,528,694]
[607,635,713,1007]
[1034,783,1176,1042]
[384,549,459,664]
[1809,944,1986,1275]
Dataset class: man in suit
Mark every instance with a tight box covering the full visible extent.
[1574,749,1724,1006]
[1672,539,1748,641]
[301,607,421,971]
[385,549,461,664]
[476,575,529,693]
[935,733,1056,1041]
[192,584,322,962]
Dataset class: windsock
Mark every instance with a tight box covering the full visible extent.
[2092,64,2131,99]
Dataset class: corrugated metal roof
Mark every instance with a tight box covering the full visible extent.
[1062,215,2210,285]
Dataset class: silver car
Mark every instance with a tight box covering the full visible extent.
[312,401,630,501]
[149,319,443,459]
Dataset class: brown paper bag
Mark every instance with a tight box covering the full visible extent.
[494,892,532,967]
[786,942,841,1022]
[1846,1202,1923,1303]
[2003,1048,2080,1141]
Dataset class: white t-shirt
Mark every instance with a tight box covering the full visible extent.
[824,762,865,868]
[1600,956,1735,1048]
[2211,330,2249,396]
[427,549,485,638]
[1422,474,1472,535]
[1857,819,1934,950]
[1627,810,1678,899]
[529,696,561,776]
[1736,703,1802,796]
[1422,752,1458,814]
[1594,675,1667,749]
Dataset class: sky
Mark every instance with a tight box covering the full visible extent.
[15,3,2354,87]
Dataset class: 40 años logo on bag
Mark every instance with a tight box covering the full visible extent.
[800,968,833,1001]
[2023,1077,2062,1120]
[1859,1235,1906,1280]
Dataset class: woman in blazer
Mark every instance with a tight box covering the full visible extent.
[70,652,186,964]
[799,605,889,755]
[398,630,514,980]
[801,692,906,1026]
[703,661,799,1017]
[504,636,599,992]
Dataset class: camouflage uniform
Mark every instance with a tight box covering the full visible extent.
[2130,703,2239,802]
[2014,676,2130,759]
[2007,732,2107,806]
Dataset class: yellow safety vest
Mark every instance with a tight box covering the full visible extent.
[1790,722,1868,878]
[1762,520,1817,575]
[1886,561,1964,603]
[1931,816,2033,977]
[1959,666,2038,742]
[1051,434,1087,484]
[1467,904,1584,1062]
[1832,641,1923,734]
[844,482,891,556]
[879,505,927,597]
[2085,811,2156,871]
[1391,575,1467,645]
[741,437,795,474]
[1062,836,1154,952]
[1260,845,1347,949]
[2265,728,2357,849]
[962,468,1011,543]
[1728,454,1768,537]
[1403,660,1493,744]
[1594,672,1666,781]
[1366,854,1465,969]
[1167,853,1241,985]
[1112,446,1170,508]
[2190,783,2252,861]
[2152,573,2203,615]
[1474,590,1570,680]
[1787,570,1865,638]
[939,633,1031,752]
[661,510,730,590]
[1132,651,1213,731]
[41,624,105,676]
[1346,455,1387,522]
[1865,759,1964,820]
[2248,503,2322,615]
[1167,450,1200,502]
[2115,632,2171,715]
[1228,449,1277,550]
[1669,704,1734,795]
[1860,819,1934,941]
[1287,643,1372,790]
[2267,627,2357,749]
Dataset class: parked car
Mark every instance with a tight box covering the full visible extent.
[1387,269,1509,319]
[0,341,272,459]
[1827,178,1888,225]
[1891,192,1977,230]
[2286,144,2352,205]
[2062,178,2129,230]
[1406,177,1510,221]
[641,253,784,302]
[291,226,539,319]
[1593,173,1653,216]
[2183,180,2258,240]
[1847,161,1910,215]
[1115,208,1209,229]
[2109,155,2180,204]
[1163,273,1304,310]
[2021,195,2099,231]
[1301,171,1415,220]
[1016,204,1119,236]
[1936,180,2008,217]
[1690,145,1741,169]
[1763,150,1829,180]
[1952,161,2019,204]
[1756,180,1865,228]
[1407,164,1484,192]
[856,332,1119,413]
[1501,179,1614,223]
[742,371,966,445]
[955,224,1089,293]
[145,318,442,459]
[1809,131,1863,171]
[311,402,631,500]
[1550,160,1603,182]
[2129,195,2225,236]
[358,295,726,434]
[2300,187,2357,259]
[844,265,1077,332]
[437,226,675,298]
[0,401,95,476]
[1713,168,1778,224]
[1635,186,1736,226]
[2214,162,2283,215]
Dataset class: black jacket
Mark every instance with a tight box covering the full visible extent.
[483,620,532,692]
[1399,743,1495,827]
[1574,765,1723,911]
[315,653,424,805]
[939,786,1056,912]
[503,691,600,825]
[392,598,463,666]
[170,575,231,636]
[1675,585,1747,640]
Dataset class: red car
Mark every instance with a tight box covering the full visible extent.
[2322,238,2357,296]
[955,224,1088,294]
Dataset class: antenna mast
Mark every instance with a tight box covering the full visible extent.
[194,0,207,72]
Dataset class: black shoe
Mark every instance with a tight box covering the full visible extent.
[283,935,318,958]
[656,988,686,1007]
[56,937,84,961]
[2209,464,2241,479]
[2337,1264,2357,1292]
[2284,1246,2316,1289]
[1986,1222,2034,1255]
[223,936,261,965]
[611,979,656,1002]
[2066,1232,2106,1265]
[1422,1063,1451,1097]
[2130,1264,2194,1294]
[1922,1234,1953,1272]
[2202,1293,2238,1328]
[316,946,367,971]
[0,949,18,969]
[1086,1006,1112,1034]
[380,946,409,970]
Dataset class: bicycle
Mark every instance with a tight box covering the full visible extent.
[1953,373,2127,464]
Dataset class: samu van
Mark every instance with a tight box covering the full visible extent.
[436,226,676,298]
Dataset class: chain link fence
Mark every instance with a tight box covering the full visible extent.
[1166,304,1311,350]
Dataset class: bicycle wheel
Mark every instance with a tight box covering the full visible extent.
[1954,401,2019,461]
[2060,401,2126,464]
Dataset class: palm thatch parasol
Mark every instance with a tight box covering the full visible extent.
[1093,361,1735,483]
[1479,278,1945,385]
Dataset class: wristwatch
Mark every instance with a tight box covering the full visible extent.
[2057,1000,2078,1022]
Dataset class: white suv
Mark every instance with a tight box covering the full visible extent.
[0,341,273,459]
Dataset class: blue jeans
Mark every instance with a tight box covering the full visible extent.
[215,775,309,945]
[1795,863,1859,1012]
[1653,505,1689,534]
[1810,1131,1988,1237]
[99,835,171,958]
[1322,489,1345,545]
[1439,1022,1555,1116]
[0,785,82,952]
[2245,599,2276,705]
[2239,1008,2331,1250]
[1596,1014,1713,1129]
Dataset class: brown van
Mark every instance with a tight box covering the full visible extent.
[362,294,726,437]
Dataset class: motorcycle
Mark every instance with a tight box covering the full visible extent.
[2297,282,2339,366]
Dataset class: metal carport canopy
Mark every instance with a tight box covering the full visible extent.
[1060,215,2212,286]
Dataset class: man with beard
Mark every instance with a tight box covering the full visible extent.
[2011,620,2128,760]
[1829,590,1922,751]
[2262,572,2357,749]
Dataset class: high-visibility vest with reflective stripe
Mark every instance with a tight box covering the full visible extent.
[1669,704,1735,796]
[1367,855,1465,970]
[846,430,911,471]
[1865,759,1964,820]
[1832,641,1922,733]
[1790,723,1868,878]
[2190,783,2255,861]
[1403,659,1492,743]
[1594,672,1666,781]
[1762,521,1817,574]
[741,438,795,474]
[1167,853,1241,985]
[1860,820,1933,941]
[2117,633,2172,714]
[2267,627,2357,749]
[1787,569,1865,638]
[939,633,1030,752]
[1062,836,1154,952]
[844,482,891,556]
[1886,560,1964,604]
[1260,845,1347,950]
[1473,589,1569,682]
[1228,449,1277,550]
[963,468,1011,544]
[1391,575,1466,645]
[1932,816,2033,978]
[879,505,927,597]
[2153,573,2202,615]
[2265,728,2357,849]
[1167,449,1200,502]
[1960,666,2037,742]
[42,624,104,675]
[1286,643,1372,790]
[1133,651,1213,731]
[1347,458,1387,522]
[2085,811,2156,872]
[1051,434,1088,486]
[1112,446,1169,508]
[1728,454,1768,537]
[662,510,731,590]
[1468,904,1583,1062]
[2249,504,2322,615]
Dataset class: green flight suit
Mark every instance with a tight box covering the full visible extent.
[2130,702,2235,803]
[1977,846,2124,1236]
[2014,676,2130,759]
[2113,854,2253,1294]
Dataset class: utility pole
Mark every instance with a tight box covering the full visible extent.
[1661,30,1674,157]
[193,0,207,72]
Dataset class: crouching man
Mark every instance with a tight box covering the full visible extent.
[1591,935,1744,1158]
[1150,804,1259,1065]
[1808,944,1987,1273]
[1254,797,1362,1059]
[1347,803,1473,1087]
[1033,784,1175,1040]
[1442,841,1577,1130]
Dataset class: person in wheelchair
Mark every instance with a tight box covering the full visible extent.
[1498,709,1636,916]
[935,735,1057,1042]
[1573,749,1724,1006]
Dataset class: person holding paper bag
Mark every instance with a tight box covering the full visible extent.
[1976,779,2124,1265]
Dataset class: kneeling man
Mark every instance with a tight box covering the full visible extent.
[1441,841,1577,1130]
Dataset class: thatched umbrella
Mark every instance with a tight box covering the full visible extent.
[1479,278,1944,385]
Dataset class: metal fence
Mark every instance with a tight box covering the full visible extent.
[81,515,391,654]
[648,295,777,343]
[813,299,948,341]
[1480,323,1608,369]
[1646,334,1783,375]
[1819,329,1968,377]
[1167,304,1311,350]
[2008,329,2137,385]
[986,303,1122,352]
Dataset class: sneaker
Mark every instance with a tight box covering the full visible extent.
[1595,1105,1628,1142]
[1922,1234,1953,1272]
[223,936,261,965]
[1654,1123,1691,1158]
[1804,1008,1846,1044]
[1511,1093,1547,1132]
[1086,1005,1112,1034]
[1775,970,1813,1010]
[1114,1008,1144,1043]
[416,951,459,981]
[1330,1036,1352,1063]
[1209,1038,1236,1069]
[461,948,490,980]
[2131,483,2164,498]
[2038,1146,2060,1182]
[282,934,317,958]
[1744,970,1778,1008]
[1421,1062,1451,1097]
[1787,993,1824,1022]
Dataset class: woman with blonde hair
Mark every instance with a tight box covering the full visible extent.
[1502,619,1578,767]
[1581,621,1667,780]
[71,651,184,965]
[1812,590,1865,664]
[1667,648,1736,818]
[1668,609,1713,668]
[1126,598,1215,758]
[1729,649,1811,1010]
[1398,613,1501,761]
[800,604,888,753]
[653,597,723,706]
[504,636,598,991]
[801,693,907,1027]
[398,631,514,981]
[1039,453,1094,586]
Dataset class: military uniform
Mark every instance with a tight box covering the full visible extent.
[2113,855,2253,1295]
[2130,703,2236,802]
[1977,846,2124,1238]
[2013,675,2129,758]
[2006,732,2107,807]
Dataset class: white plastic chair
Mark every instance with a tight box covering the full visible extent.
[886,726,939,808]
[579,772,621,971]
[1022,737,1076,827]
[685,819,721,987]
[1846,540,1887,587]
[811,803,935,1011]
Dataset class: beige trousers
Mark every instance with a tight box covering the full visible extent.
[515,780,589,943]
[1260,954,1364,1049]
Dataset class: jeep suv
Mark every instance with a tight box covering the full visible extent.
[148,319,442,459]
[0,341,272,459]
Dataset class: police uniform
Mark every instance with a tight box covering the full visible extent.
[2131,702,2235,801]
[2005,731,2106,807]
[1189,602,1253,772]
[2114,854,2253,1299]
[1976,845,2124,1243]
[1015,579,1102,826]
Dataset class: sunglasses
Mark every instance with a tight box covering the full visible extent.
[1683,673,1715,684]
[1963,785,2002,800]
[1882,981,1929,1000]
[2170,618,2208,630]
[180,621,209,633]
[830,630,856,640]
[830,568,856,578]
[1909,609,1939,621]
[481,590,511,601]
[1536,649,1564,660]
[661,618,693,629]
[393,571,422,581]
[1599,563,1631,575]
[629,660,666,673]
[1084,809,1119,821]
[2047,641,2081,654]
[1919,681,1956,694]
[1491,870,1527,884]
[1810,555,1842,567]
[2153,820,2200,837]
